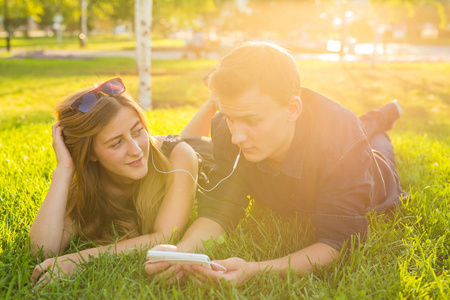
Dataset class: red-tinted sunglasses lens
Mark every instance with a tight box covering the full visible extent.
[71,78,126,112]
[77,93,98,113]
[101,80,125,95]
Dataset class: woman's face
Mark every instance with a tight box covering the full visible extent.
[92,106,150,184]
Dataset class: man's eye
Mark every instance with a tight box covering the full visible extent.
[246,119,258,125]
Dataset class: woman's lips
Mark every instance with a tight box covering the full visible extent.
[127,157,143,166]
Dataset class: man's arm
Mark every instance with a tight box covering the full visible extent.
[177,217,225,252]
[187,242,339,286]
[254,242,338,275]
[181,98,217,137]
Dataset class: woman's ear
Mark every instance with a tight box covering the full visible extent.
[90,155,98,162]
[286,96,302,122]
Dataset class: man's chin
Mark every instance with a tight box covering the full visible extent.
[242,152,264,163]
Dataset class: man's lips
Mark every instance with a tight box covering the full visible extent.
[239,147,254,153]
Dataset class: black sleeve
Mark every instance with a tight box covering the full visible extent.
[196,113,250,232]
[312,140,375,251]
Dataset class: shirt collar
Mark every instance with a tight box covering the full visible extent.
[245,105,310,179]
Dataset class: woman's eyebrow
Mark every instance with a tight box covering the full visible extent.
[104,121,141,144]
[130,120,142,130]
[104,134,123,144]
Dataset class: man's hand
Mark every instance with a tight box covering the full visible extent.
[185,257,258,287]
[144,244,185,283]
[31,257,76,288]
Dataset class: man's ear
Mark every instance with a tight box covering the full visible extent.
[286,96,302,122]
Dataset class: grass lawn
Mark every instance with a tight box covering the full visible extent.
[0,35,185,52]
[0,57,449,298]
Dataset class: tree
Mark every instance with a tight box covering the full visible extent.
[135,0,152,109]
[133,0,227,109]
[80,0,87,47]
[37,0,80,33]
[89,0,134,32]
[3,0,11,51]
[1,0,43,50]
[151,0,222,36]
[369,0,449,33]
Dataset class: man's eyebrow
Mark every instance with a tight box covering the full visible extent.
[104,120,141,144]
[222,112,259,120]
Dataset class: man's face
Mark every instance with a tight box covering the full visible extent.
[218,86,296,167]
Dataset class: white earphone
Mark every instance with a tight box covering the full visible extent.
[151,147,241,192]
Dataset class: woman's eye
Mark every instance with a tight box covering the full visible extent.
[110,139,122,148]
[133,127,144,136]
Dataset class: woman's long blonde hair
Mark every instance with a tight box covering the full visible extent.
[55,85,172,245]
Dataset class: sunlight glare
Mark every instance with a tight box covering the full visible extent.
[327,40,341,52]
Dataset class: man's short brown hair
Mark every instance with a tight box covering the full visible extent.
[209,42,301,105]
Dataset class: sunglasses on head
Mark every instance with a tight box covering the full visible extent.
[70,78,126,113]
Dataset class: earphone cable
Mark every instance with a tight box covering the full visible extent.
[151,147,241,193]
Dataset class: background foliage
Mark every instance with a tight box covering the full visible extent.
[1,0,449,42]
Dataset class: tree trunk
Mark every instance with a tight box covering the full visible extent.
[80,0,88,48]
[135,0,152,110]
[4,0,11,52]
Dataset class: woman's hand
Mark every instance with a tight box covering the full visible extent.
[144,244,185,283]
[52,122,74,172]
[28,123,75,256]
[31,257,77,287]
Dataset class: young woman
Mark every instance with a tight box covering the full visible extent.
[29,78,216,286]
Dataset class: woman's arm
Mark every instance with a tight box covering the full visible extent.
[31,141,199,285]
[151,141,198,241]
[181,97,217,137]
[29,123,75,257]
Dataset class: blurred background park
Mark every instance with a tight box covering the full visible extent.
[1,0,450,61]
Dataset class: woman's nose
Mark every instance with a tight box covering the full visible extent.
[128,138,142,156]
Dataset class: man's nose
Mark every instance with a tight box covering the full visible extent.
[231,124,247,145]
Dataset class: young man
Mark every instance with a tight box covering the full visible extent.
[145,42,406,285]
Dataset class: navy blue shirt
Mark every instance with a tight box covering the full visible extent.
[197,88,404,251]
